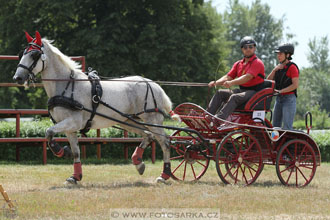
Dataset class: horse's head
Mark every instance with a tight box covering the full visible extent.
[13,31,47,85]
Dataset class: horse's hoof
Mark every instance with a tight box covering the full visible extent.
[65,176,78,185]
[135,162,145,175]
[156,176,166,183]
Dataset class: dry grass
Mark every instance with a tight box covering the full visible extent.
[0,161,329,220]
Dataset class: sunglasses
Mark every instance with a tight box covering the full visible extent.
[243,45,254,49]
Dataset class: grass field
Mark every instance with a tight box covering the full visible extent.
[0,161,329,220]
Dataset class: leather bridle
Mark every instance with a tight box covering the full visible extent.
[17,42,45,83]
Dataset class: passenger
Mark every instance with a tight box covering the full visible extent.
[267,43,299,130]
[207,36,265,121]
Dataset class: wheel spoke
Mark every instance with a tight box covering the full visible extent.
[182,162,187,181]
[170,155,184,160]
[222,145,236,156]
[298,155,313,164]
[298,145,308,158]
[285,167,294,185]
[222,158,237,164]
[225,163,238,179]
[297,166,309,182]
[242,160,258,174]
[172,159,185,174]
[234,164,240,184]
[243,153,260,160]
[299,164,314,170]
[176,147,185,155]
[284,147,294,160]
[280,163,295,174]
[190,164,197,179]
[196,160,207,168]
[230,137,239,154]
[240,164,249,184]
[244,140,255,153]
[295,166,298,187]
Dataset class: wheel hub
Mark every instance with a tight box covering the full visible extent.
[238,156,243,164]
[184,150,196,164]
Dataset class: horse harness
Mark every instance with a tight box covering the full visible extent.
[47,70,165,135]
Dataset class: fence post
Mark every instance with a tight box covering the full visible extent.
[123,130,129,160]
[96,129,101,159]
[15,113,20,162]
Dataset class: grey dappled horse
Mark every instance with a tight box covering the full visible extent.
[13,31,178,184]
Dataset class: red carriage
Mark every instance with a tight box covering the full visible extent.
[169,80,321,187]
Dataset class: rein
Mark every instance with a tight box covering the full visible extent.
[46,71,209,146]
[41,78,209,87]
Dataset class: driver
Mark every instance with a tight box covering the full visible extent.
[207,36,265,122]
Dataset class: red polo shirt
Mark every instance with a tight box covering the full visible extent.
[227,54,265,87]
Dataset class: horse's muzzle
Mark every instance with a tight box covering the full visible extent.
[13,76,24,85]
[13,70,28,85]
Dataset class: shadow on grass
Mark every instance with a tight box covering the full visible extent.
[0,158,136,165]
[252,181,283,187]
[48,180,159,191]
[180,180,288,187]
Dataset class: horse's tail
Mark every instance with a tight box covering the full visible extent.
[160,89,181,122]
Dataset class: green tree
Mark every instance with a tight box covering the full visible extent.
[307,36,330,71]
[297,36,330,117]
[0,0,228,108]
[223,0,285,74]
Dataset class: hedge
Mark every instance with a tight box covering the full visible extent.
[0,119,161,162]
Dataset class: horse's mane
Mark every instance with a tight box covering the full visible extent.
[42,39,82,71]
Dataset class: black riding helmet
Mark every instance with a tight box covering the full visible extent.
[274,43,294,61]
[274,43,294,55]
[240,36,257,48]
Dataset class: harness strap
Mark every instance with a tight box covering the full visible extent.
[144,82,158,111]
[133,81,166,117]
[61,71,75,97]
[48,96,84,111]
[80,70,103,135]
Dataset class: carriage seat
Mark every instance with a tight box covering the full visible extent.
[235,80,275,111]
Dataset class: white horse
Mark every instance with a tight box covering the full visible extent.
[13,31,178,184]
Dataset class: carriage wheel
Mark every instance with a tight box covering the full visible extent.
[215,131,263,186]
[170,130,210,181]
[276,139,317,187]
[224,135,264,181]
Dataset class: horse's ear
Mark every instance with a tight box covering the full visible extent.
[24,31,33,43]
[35,31,42,46]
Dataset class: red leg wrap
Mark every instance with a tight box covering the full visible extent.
[55,148,64,158]
[161,162,171,180]
[131,147,144,165]
[73,162,82,181]
[161,172,171,180]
